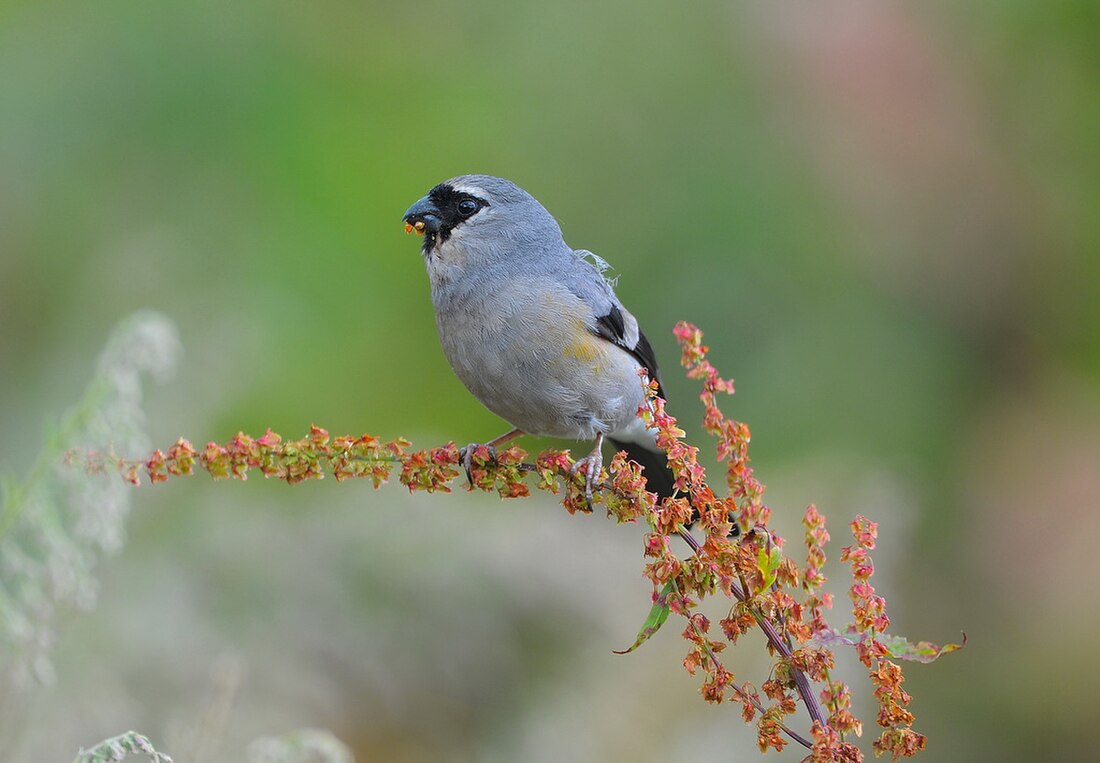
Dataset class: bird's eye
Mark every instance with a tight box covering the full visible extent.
[457,198,480,217]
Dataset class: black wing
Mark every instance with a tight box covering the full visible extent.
[593,305,666,400]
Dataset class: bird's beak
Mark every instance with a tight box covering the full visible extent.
[403,196,442,236]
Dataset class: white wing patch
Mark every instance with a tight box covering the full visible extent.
[609,413,661,451]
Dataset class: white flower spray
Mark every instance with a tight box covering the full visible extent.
[0,311,181,689]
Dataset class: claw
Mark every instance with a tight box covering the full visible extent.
[570,432,605,508]
[457,428,524,489]
[459,443,497,486]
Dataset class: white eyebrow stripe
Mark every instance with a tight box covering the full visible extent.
[448,183,489,197]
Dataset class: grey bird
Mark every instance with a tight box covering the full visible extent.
[402,174,675,504]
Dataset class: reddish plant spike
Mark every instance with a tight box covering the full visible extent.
[839,515,925,758]
[77,322,949,760]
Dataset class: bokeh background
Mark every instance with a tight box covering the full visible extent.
[2,1,1099,761]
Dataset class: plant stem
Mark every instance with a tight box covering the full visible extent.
[681,596,814,750]
[678,529,825,743]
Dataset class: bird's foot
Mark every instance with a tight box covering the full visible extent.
[459,443,497,486]
[457,428,524,487]
[570,433,605,508]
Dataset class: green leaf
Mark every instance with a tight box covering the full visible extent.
[614,579,675,655]
[880,631,967,663]
[755,543,782,593]
[811,628,967,663]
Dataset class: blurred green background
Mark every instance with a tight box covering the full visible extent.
[3,1,1099,760]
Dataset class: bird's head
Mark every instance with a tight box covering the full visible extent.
[402,175,563,273]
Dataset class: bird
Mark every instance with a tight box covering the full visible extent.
[402,174,675,506]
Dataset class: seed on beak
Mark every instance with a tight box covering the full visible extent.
[404,221,427,236]
[404,223,414,234]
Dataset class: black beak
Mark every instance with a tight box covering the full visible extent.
[402,196,442,234]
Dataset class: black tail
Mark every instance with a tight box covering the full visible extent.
[608,438,676,501]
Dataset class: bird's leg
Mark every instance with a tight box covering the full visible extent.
[570,431,605,507]
[460,428,524,485]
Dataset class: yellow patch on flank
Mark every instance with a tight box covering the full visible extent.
[563,322,606,373]
[564,336,600,362]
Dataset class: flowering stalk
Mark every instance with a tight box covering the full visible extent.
[73,731,173,763]
[71,322,962,761]
[0,311,180,696]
